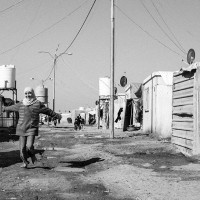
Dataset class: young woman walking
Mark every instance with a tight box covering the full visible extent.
[3,87,62,168]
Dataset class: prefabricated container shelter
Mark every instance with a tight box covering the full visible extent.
[143,71,173,138]
[172,62,200,156]
[114,93,126,129]
[59,113,72,125]
[123,83,142,131]
[98,77,110,129]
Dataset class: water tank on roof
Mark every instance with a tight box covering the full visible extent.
[35,85,48,104]
[0,65,16,89]
[99,77,110,96]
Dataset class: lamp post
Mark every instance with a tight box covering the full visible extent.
[38,46,72,111]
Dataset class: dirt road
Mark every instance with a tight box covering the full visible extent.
[1,125,200,200]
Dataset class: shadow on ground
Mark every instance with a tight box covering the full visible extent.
[0,129,18,142]
[0,149,45,168]
[0,150,21,167]
[116,149,199,171]
[60,157,104,168]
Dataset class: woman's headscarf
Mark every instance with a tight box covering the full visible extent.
[22,87,38,106]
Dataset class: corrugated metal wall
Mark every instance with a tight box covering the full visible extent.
[172,70,196,155]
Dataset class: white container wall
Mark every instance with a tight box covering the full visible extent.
[143,71,173,138]
[99,77,110,97]
[60,113,72,124]
[0,65,16,89]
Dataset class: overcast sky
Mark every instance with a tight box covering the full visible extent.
[0,0,200,112]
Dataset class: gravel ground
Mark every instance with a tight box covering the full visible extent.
[1,125,200,200]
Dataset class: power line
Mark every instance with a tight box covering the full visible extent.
[43,63,54,82]
[43,0,97,80]
[60,0,97,56]
[40,0,97,111]
[116,5,185,59]
[150,0,186,54]
[17,60,52,78]
[61,57,98,93]
[140,0,186,55]
[10,0,43,63]
[0,0,90,56]
[0,0,26,15]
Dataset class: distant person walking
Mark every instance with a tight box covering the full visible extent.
[2,87,62,168]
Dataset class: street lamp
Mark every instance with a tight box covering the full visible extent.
[30,77,44,86]
[30,77,53,86]
[38,46,72,111]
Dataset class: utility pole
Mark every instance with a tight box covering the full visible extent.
[39,45,72,112]
[110,0,115,138]
[52,57,56,112]
[52,46,59,112]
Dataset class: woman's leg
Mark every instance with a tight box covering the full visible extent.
[26,135,37,164]
[19,136,29,167]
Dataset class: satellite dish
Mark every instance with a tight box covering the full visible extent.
[187,49,195,64]
[120,76,127,87]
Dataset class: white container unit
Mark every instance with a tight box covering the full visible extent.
[143,71,173,138]
[0,65,16,89]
